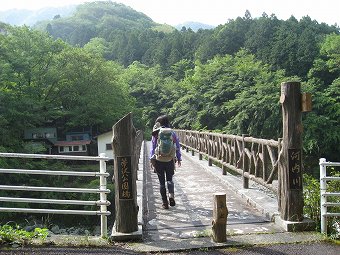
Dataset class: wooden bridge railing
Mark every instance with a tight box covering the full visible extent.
[176,82,312,224]
[175,130,282,195]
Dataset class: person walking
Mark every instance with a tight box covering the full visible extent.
[150,115,182,209]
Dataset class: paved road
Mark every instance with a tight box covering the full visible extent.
[0,242,339,254]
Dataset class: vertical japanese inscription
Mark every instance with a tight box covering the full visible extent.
[117,156,133,199]
[288,149,302,190]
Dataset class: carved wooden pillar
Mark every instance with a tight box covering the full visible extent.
[112,113,138,233]
[279,82,304,221]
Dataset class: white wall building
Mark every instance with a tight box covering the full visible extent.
[97,131,114,160]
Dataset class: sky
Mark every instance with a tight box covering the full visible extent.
[0,0,339,26]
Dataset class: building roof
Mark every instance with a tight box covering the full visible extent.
[54,140,91,146]
[96,131,113,139]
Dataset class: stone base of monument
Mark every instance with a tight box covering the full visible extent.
[111,225,143,241]
[275,216,316,232]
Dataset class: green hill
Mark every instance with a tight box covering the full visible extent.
[35,1,175,46]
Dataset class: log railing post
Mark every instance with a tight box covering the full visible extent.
[199,131,203,160]
[262,143,268,182]
[242,134,249,189]
[279,82,304,221]
[208,132,213,166]
[111,113,139,234]
[212,193,228,243]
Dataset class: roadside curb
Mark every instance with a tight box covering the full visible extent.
[127,231,326,253]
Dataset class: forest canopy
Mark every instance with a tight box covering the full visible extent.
[0,1,339,169]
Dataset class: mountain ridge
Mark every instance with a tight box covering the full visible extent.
[0,6,76,26]
[175,21,215,31]
[0,3,215,32]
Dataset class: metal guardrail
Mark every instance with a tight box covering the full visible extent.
[319,158,340,235]
[0,152,111,237]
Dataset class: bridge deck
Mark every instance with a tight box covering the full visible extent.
[142,142,282,243]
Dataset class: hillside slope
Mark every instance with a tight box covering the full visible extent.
[0,6,76,26]
[34,1,174,46]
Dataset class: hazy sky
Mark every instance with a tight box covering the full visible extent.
[0,0,339,26]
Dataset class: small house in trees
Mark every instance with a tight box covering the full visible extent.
[97,131,114,160]
[24,127,58,154]
[52,130,94,156]
[53,140,91,156]
[24,127,97,156]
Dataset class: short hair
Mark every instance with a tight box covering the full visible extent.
[155,115,170,127]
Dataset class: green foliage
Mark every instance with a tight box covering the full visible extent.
[303,174,321,225]
[0,25,135,153]
[0,223,48,245]
[32,2,339,77]
[303,34,340,167]
[171,50,290,139]
[35,1,155,47]
[303,171,340,238]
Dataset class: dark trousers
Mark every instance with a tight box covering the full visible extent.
[155,160,175,203]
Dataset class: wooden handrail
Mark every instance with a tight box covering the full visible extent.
[175,129,282,195]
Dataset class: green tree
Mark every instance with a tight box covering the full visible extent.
[0,26,65,149]
[83,37,110,58]
[304,34,340,163]
[47,46,134,131]
[0,25,134,151]
[170,50,292,139]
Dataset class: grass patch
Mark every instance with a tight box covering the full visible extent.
[0,223,48,246]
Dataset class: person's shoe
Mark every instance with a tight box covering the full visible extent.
[162,203,169,209]
[169,197,176,206]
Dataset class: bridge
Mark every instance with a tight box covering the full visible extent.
[0,82,338,252]
[138,141,286,251]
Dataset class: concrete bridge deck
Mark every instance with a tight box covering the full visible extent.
[134,142,326,252]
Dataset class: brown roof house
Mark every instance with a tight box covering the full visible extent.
[52,131,95,156]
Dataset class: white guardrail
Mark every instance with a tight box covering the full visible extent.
[319,158,340,235]
[0,152,111,237]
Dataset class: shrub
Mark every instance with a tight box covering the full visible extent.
[303,171,340,239]
[0,222,48,245]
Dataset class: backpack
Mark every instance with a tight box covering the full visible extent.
[155,127,176,162]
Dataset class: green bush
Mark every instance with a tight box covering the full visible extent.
[303,172,340,239]
[0,223,48,245]
[303,174,321,227]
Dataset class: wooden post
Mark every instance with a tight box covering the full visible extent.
[262,143,268,182]
[279,82,304,221]
[208,157,213,166]
[208,132,213,166]
[212,193,228,242]
[222,164,227,175]
[242,134,249,189]
[112,113,139,233]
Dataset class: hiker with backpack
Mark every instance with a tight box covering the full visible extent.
[150,115,182,209]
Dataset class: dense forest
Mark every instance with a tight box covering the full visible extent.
[0,1,339,171]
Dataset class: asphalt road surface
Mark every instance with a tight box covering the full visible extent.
[0,242,339,255]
